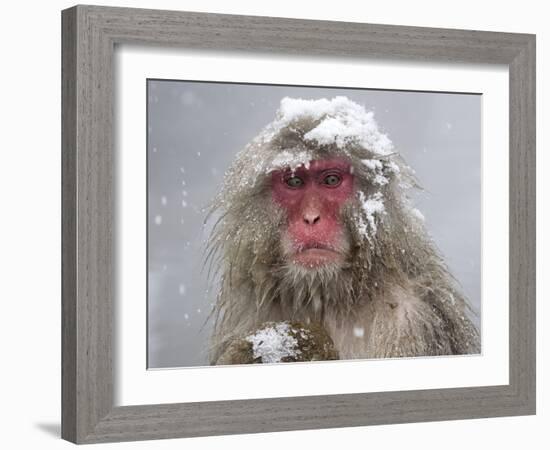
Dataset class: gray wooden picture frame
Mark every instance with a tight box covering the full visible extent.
[61,4,536,444]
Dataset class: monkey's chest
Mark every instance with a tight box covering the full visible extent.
[268,306,376,360]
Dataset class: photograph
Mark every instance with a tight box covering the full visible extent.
[147,80,481,368]
[56,4,537,444]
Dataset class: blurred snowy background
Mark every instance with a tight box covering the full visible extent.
[147,80,481,368]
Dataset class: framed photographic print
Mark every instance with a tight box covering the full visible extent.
[62,4,536,444]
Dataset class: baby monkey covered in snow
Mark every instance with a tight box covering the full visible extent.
[206,96,480,365]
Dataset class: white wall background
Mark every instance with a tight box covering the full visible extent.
[0,0,545,448]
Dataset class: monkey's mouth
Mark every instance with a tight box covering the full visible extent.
[291,244,342,268]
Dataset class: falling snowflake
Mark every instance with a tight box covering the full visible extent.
[353,326,365,338]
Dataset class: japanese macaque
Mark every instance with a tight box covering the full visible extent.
[206,96,480,365]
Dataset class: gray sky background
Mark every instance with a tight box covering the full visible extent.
[147,80,481,369]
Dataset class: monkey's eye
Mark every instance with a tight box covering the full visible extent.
[323,174,342,187]
[285,176,304,188]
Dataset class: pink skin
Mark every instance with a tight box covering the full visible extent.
[271,158,354,268]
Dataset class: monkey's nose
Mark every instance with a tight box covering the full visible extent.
[303,213,321,225]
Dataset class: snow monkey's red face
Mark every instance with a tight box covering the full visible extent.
[271,158,355,269]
